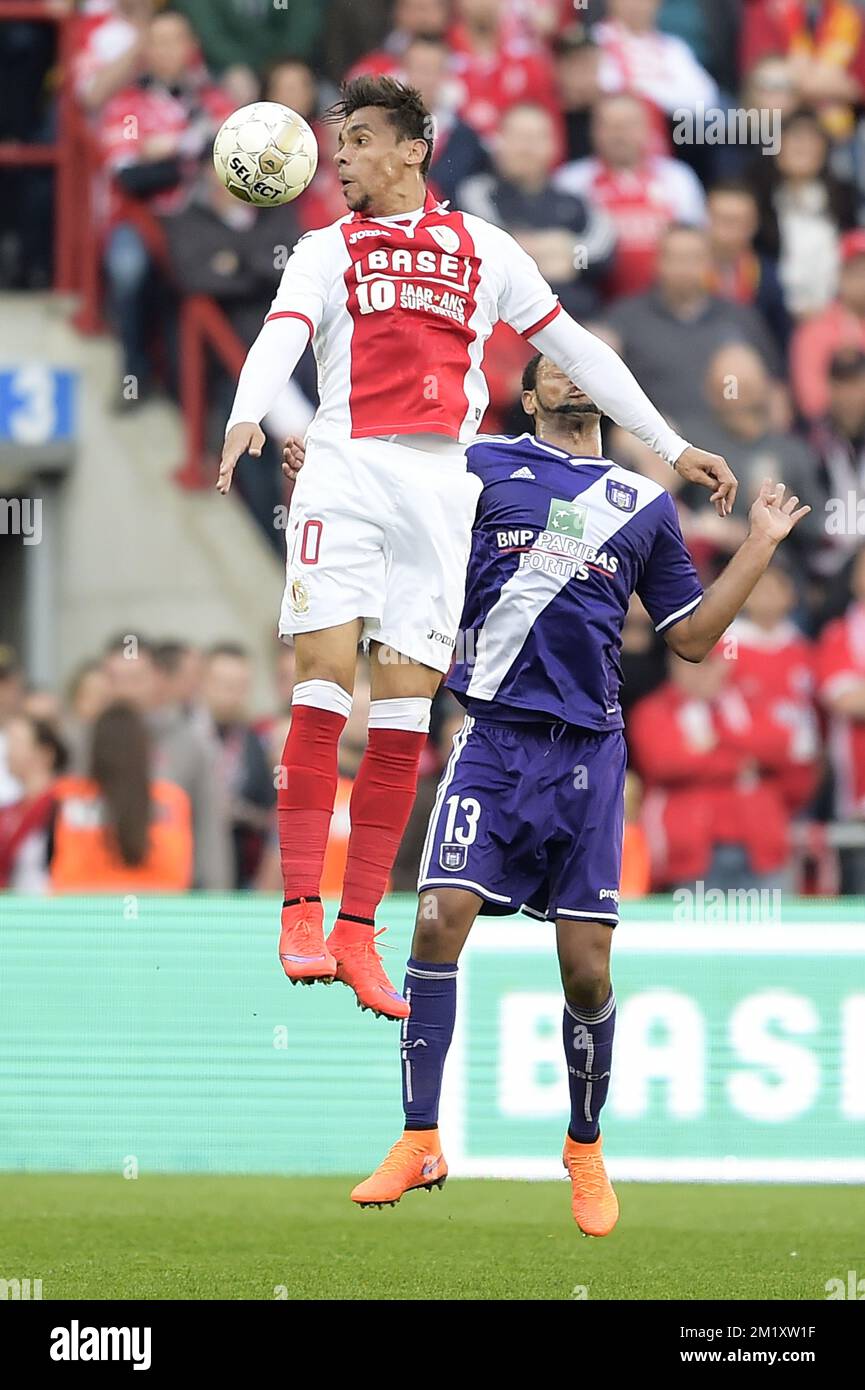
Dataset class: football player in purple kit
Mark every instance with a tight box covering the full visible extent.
[347,355,811,1234]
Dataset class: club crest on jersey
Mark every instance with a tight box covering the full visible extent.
[606,479,637,512]
[546,498,587,539]
[439,842,467,872]
[289,577,310,615]
[428,224,461,254]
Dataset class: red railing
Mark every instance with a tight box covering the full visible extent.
[0,0,250,487]
[0,1,79,291]
[175,294,248,489]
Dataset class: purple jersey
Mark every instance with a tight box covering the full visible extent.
[447,432,704,729]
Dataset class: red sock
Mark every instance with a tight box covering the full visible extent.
[336,727,426,924]
[277,704,347,899]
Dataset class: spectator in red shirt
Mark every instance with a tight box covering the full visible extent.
[554,92,706,301]
[100,11,233,407]
[816,547,865,891]
[727,565,820,815]
[791,229,865,421]
[448,0,562,147]
[630,649,794,891]
[72,0,153,116]
[741,0,865,139]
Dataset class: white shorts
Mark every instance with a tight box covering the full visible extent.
[279,429,483,674]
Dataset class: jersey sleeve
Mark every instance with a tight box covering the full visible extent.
[486,222,562,338]
[264,229,334,338]
[636,492,704,633]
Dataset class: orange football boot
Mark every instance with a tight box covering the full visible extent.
[562,1133,619,1237]
[278,898,336,984]
[327,924,410,1019]
[351,1130,448,1207]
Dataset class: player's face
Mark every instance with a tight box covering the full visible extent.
[526,361,600,421]
[335,108,426,213]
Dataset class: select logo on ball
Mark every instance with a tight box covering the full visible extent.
[213,101,318,208]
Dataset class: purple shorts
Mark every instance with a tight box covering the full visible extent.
[417,715,626,924]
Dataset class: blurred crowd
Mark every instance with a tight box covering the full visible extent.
[0,636,474,894]
[3,0,865,895]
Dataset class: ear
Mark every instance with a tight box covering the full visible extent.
[521,390,537,417]
[404,137,429,170]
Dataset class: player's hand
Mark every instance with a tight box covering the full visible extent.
[748,479,811,545]
[674,446,738,517]
[282,434,306,482]
[217,422,265,495]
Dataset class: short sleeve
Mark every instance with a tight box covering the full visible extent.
[265,229,333,337]
[485,222,562,338]
[636,492,703,633]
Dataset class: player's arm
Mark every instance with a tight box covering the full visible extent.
[218,317,311,493]
[664,482,811,663]
[217,231,328,495]
[486,221,738,514]
[528,310,737,515]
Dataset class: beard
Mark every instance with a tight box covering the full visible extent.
[344,185,371,214]
[547,401,601,418]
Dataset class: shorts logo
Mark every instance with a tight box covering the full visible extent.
[547,498,587,539]
[428,224,461,254]
[606,479,637,512]
[439,842,467,872]
[289,577,310,615]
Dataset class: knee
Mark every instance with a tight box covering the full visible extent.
[411,892,469,963]
[560,950,611,1011]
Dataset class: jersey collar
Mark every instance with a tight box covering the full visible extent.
[527,435,606,466]
[352,188,449,227]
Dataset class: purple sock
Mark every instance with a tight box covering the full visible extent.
[563,989,616,1143]
[401,958,458,1129]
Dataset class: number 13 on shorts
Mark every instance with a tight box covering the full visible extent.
[443,794,481,845]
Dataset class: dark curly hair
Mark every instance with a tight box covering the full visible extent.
[325,74,434,177]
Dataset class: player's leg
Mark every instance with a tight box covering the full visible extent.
[326,646,441,1019]
[556,918,620,1236]
[551,728,627,1236]
[276,431,387,984]
[557,917,616,1144]
[350,886,481,1207]
[326,439,480,1018]
[351,717,543,1205]
[276,621,361,983]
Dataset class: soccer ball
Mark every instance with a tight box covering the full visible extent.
[213,102,318,207]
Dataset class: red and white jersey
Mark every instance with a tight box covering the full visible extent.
[593,18,718,116]
[726,617,820,813]
[553,156,706,298]
[817,602,865,817]
[265,189,561,443]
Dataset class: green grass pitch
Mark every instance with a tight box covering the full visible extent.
[2,1175,862,1300]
